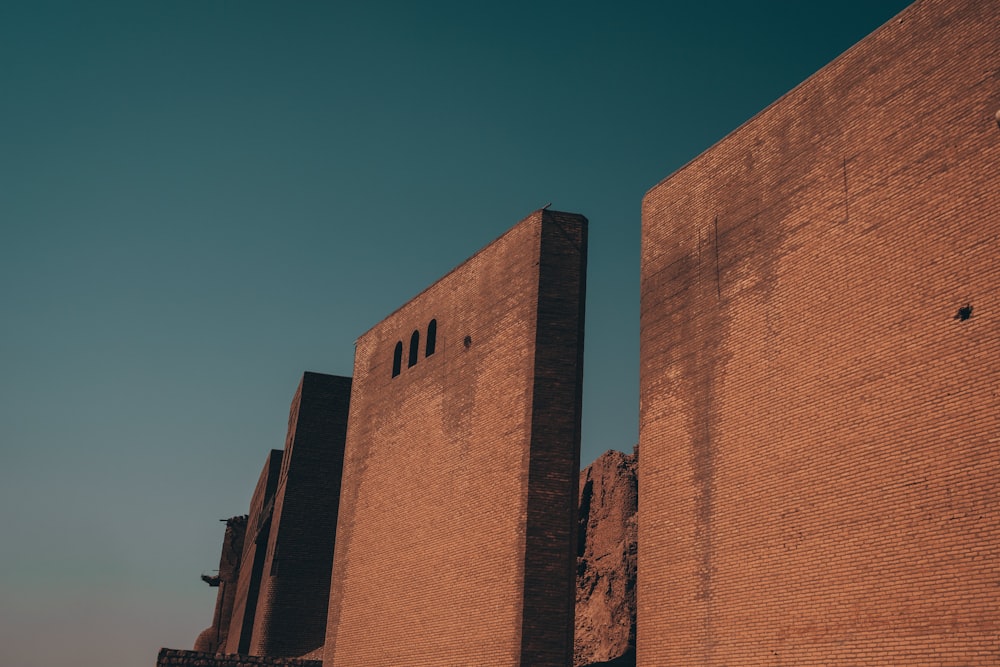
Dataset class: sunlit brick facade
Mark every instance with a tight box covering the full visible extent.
[639,0,1000,663]
[324,209,587,667]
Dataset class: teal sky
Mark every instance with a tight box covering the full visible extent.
[0,2,912,666]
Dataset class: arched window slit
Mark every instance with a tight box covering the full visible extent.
[426,319,437,357]
[392,341,403,378]
[408,331,420,368]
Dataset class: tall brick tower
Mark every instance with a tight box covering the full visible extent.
[324,209,588,666]
[249,372,352,658]
[639,0,1000,664]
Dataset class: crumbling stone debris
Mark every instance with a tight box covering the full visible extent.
[575,448,638,667]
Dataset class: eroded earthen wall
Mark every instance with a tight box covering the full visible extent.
[195,516,248,654]
[639,0,1000,664]
[226,449,284,655]
[325,209,587,667]
[251,373,351,658]
[576,449,638,667]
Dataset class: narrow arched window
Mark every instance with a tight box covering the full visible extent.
[426,319,437,357]
[408,330,420,368]
[392,341,403,378]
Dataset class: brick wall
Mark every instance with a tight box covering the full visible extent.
[324,209,587,666]
[639,0,1000,664]
[251,373,351,657]
[225,450,283,655]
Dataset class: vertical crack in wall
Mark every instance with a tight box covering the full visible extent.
[713,216,722,300]
[843,157,850,225]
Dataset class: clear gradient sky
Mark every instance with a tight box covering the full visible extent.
[1,2,913,666]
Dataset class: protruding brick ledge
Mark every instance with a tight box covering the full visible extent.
[156,648,321,667]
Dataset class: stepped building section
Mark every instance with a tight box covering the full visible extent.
[250,373,351,658]
[639,0,1000,664]
[325,209,588,667]
[197,373,351,660]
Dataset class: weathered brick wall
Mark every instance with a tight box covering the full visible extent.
[251,373,352,658]
[639,0,1000,664]
[195,516,247,654]
[157,648,320,667]
[325,209,587,666]
[226,450,283,655]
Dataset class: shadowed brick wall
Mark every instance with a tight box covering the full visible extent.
[225,450,283,655]
[250,373,351,658]
[324,209,587,667]
[639,0,1000,664]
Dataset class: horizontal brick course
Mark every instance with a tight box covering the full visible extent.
[157,648,320,667]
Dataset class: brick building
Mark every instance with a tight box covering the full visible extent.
[638,0,999,664]
[163,2,1000,665]
[324,209,588,667]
